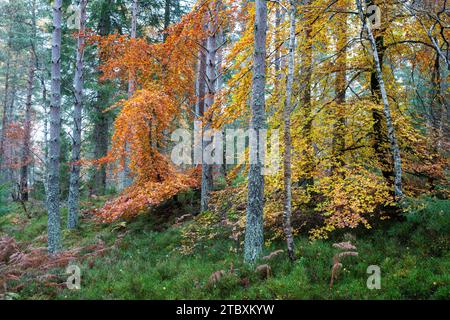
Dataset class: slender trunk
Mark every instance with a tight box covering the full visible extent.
[365,0,393,187]
[19,0,37,202]
[274,6,282,86]
[122,0,138,189]
[0,29,12,183]
[163,0,171,41]
[357,0,403,201]
[216,2,226,180]
[244,0,267,264]
[39,72,49,199]
[430,53,446,152]
[283,0,296,262]
[300,0,314,186]
[194,39,207,180]
[20,52,36,201]
[332,3,347,171]
[128,0,137,95]
[92,0,112,196]
[68,0,87,229]
[201,0,218,212]
[47,0,63,254]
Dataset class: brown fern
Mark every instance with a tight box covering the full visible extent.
[330,242,358,288]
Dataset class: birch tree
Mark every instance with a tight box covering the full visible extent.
[283,0,296,261]
[356,0,403,201]
[201,0,219,212]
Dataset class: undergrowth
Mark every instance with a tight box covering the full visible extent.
[0,195,448,300]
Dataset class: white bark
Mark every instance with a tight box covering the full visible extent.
[357,0,403,201]
[283,0,296,262]
[201,0,218,212]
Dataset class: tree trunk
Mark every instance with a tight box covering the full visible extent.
[39,71,49,200]
[68,0,87,230]
[283,0,296,262]
[244,0,267,264]
[19,0,37,202]
[365,0,394,188]
[164,0,171,41]
[299,0,314,186]
[216,1,226,180]
[274,5,284,87]
[331,1,347,171]
[430,53,446,152]
[47,0,63,254]
[122,0,138,190]
[92,0,112,196]
[0,29,12,184]
[20,52,36,202]
[128,0,138,96]
[194,39,207,176]
[200,0,218,212]
[357,0,403,201]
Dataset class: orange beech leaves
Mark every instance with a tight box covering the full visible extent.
[89,2,217,221]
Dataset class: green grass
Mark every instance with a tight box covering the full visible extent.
[1,197,449,300]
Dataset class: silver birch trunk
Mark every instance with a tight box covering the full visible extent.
[47,0,63,254]
[283,0,296,261]
[244,0,267,264]
[357,0,403,201]
[201,1,218,212]
[68,0,87,229]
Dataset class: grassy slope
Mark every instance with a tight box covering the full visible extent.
[0,197,449,300]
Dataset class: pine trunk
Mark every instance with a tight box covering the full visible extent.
[92,0,112,196]
[47,0,63,254]
[20,52,35,202]
[20,0,37,202]
[244,0,267,264]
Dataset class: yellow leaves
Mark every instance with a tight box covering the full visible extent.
[309,166,392,239]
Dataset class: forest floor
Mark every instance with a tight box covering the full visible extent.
[0,194,449,300]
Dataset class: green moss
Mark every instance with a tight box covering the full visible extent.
[1,197,448,300]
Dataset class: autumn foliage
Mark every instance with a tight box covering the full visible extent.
[91,0,447,238]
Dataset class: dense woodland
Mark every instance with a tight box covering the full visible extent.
[0,0,448,300]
